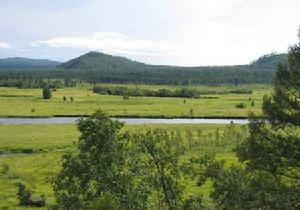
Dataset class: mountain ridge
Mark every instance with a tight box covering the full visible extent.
[0,57,60,69]
[61,51,288,71]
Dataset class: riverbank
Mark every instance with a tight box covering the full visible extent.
[0,114,249,119]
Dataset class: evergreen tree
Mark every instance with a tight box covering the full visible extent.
[203,28,300,209]
[42,85,52,99]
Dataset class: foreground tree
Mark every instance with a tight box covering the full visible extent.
[53,110,203,209]
[203,29,300,209]
[52,111,149,209]
[132,130,203,209]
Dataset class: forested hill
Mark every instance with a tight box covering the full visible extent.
[0,57,60,69]
[0,52,288,86]
[250,53,288,69]
[61,51,146,70]
[58,51,288,85]
[62,51,287,72]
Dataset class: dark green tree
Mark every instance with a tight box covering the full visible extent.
[202,28,300,209]
[42,85,52,99]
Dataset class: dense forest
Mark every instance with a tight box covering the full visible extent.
[0,52,287,87]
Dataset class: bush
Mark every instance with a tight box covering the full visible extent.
[235,103,246,109]
[17,183,46,207]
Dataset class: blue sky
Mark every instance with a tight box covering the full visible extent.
[0,0,300,66]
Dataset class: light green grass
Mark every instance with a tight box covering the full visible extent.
[0,123,246,209]
[0,84,269,118]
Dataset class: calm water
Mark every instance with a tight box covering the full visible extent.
[0,117,248,125]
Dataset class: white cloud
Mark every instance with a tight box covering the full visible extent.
[164,0,300,65]
[0,41,11,49]
[4,0,300,65]
[32,32,180,57]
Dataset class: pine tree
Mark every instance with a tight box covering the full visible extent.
[42,85,52,99]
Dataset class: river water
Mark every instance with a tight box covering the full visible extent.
[0,117,248,125]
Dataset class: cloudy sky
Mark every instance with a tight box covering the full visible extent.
[0,0,299,66]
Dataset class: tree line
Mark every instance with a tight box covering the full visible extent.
[93,85,252,98]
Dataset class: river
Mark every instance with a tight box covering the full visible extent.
[0,117,248,125]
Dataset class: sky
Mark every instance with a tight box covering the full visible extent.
[0,0,299,66]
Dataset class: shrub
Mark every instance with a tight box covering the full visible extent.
[235,103,246,109]
[123,95,129,100]
[17,183,46,207]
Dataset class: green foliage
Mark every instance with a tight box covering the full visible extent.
[52,110,150,209]
[52,111,210,209]
[42,85,52,99]
[86,193,121,210]
[132,129,188,209]
[203,28,300,210]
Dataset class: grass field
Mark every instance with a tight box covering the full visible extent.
[0,84,270,118]
[0,122,247,209]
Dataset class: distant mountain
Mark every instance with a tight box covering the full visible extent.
[0,52,289,85]
[54,51,289,85]
[62,51,287,71]
[0,57,60,69]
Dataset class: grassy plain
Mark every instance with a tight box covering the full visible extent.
[0,123,247,209]
[0,84,270,118]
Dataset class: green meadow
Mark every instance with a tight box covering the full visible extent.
[0,83,268,208]
[0,123,247,209]
[0,84,269,118]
